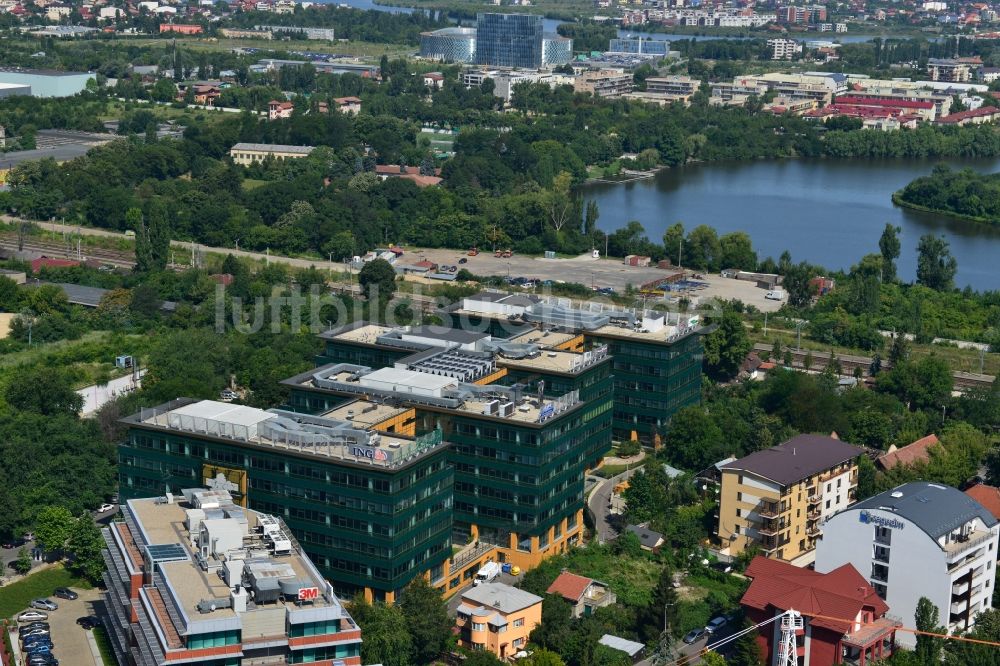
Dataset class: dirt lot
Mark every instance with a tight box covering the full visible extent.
[407,248,783,311]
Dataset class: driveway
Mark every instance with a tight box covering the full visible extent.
[587,467,640,545]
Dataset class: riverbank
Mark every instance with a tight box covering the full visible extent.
[891,191,1000,226]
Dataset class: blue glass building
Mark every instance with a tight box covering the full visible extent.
[420,27,477,63]
[475,13,544,69]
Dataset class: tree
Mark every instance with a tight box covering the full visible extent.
[876,356,953,412]
[134,201,170,273]
[703,310,752,380]
[730,622,764,666]
[879,223,901,283]
[915,597,944,665]
[888,335,909,366]
[358,258,397,305]
[5,367,83,416]
[350,598,413,666]
[700,653,728,666]
[685,225,722,271]
[720,232,756,270]
[399,577,451,664]
[464,652,504,666]
[522,649,566,666]
[33,505,74,555]
[663,407,727,471]
[14,546,32,575]
[662,223,685,266]
[641,566,679,642]
[66,514,106,582]
[916,234,957,291]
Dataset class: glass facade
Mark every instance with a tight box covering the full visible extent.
[118,425,453,600]
[608,37,672,55]
[542,35,573,66]
[420,27,477,63]
[585,331,703,443]
[475,13,544,69]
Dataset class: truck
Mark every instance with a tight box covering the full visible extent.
[473,561,501,586]
[765,289,786,301]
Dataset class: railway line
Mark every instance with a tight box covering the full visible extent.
[0,233,136,268]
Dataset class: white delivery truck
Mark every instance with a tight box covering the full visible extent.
[473,561,501,586]
[765,289,786,301]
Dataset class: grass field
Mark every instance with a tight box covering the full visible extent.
[0,566,91,620]
[92,625,118,666]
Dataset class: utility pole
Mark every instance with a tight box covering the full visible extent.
[677,237,682,270]
[764,311,768,336]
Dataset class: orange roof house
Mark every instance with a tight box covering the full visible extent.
[546,571,616,617]
[876,434,940,471]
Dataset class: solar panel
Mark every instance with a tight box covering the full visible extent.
[146,543,189,563]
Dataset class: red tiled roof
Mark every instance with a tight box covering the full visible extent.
[965,483,1000,520]
[936,106,1000,123]
[876,434,940,470]
[742,556,888,633]
[547,571,594,603]
[835,95,934,110]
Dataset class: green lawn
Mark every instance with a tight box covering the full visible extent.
[0,565,91,619]
[593,463,630,479]
[92,625,119,666]
[241,179,268,191]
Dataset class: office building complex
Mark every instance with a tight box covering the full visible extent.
[420,27,478,63]
[475,13,544,69]
[229,143,315,166]
[716,434,863,564]
[444,292,703,444]
[102,487,362,666]
[0,68,95,97]
[609,37,671,55]
[285,322,612,572]
[816,482,1000,648]
[118,399,453,602]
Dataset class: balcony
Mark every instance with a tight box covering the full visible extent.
[945,531,994,564]
[807,493,822,505]
[758,522,786,537]
[807,508,821,520]
[951,599,968,615]
[806,525,822,538]
[952,580,970,596]
[758,501,782,519]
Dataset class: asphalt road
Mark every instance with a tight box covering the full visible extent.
[587,468,639,545]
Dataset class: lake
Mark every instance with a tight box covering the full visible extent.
[582,158,1000,291]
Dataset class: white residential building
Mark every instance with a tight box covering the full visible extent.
[816,482,1000,649]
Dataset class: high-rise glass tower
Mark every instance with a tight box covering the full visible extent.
[475,13,544,69]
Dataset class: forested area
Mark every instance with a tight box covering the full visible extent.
[895,164,1000,222]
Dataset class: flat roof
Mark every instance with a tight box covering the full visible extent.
[360,366,458,393]
[230,143,315,154]
[131,399,442,470]
[507,327,578,347]
[851,481,998,540]
[497,348,593,373]
[320,400,411,429]
[406,324,489,344]
[322,323,393,344]
[127,495,339,623]
[0,67,93,77]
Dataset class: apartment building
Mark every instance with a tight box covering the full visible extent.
[645,75,701,97]
[777,4,827,23]
[767,38,802,60]
[118,399,453,603]
[456,583,543,659]
[574,69,634,98]
[229,143,315,166]
[928,58,974,83]
[817,482,1000,649]
[102,487,362,666]
[716,434,863,564]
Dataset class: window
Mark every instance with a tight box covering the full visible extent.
[871,563,889,582]
[826,500,831,509]
[472,623,486,632]
[514,618,525,628]
[514,638,525,647]
[874,545,890,563]
[826,483,832,492]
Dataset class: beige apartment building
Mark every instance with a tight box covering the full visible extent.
[717,434,863,564]
[574,69,634,98]
[229,142,315,166]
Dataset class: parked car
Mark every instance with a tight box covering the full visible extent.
[20,622,49,632]
[17,611,48,623]
[458,257,468,264]
[96,503,115,514]
[683,628,706,644]
[27,657,58,666]
[53,587,78,600]
[30,599,58,611]
[24,644,53,656]
[77,616,101,630]
[20,628,50,640]
[705,616,728,635]
[22,634,53,646]
[22,639,53,652]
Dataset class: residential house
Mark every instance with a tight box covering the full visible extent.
[159,23,203,34]
[456,583,543,660]
[268,99,293,120]
[332,96,362,115]
[546,571,617,617]
[625,525,664,552]
[935,106,1000,125]
[876,433,940,471]
[423,72,445,89]
[742,556,901,665]
[374,164,443,187]
[716,434,863,564]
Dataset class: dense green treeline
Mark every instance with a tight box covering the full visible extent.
[895,164,1000,223]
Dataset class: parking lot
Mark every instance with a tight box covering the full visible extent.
[10,586,104,666]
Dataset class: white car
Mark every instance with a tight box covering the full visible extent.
[17,611,48,623]
[97,503,116,514]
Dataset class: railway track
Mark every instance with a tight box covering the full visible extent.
[0,234,136,268]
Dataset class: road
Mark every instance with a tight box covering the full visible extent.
[12,220,784,309]
[587,467,639,545]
